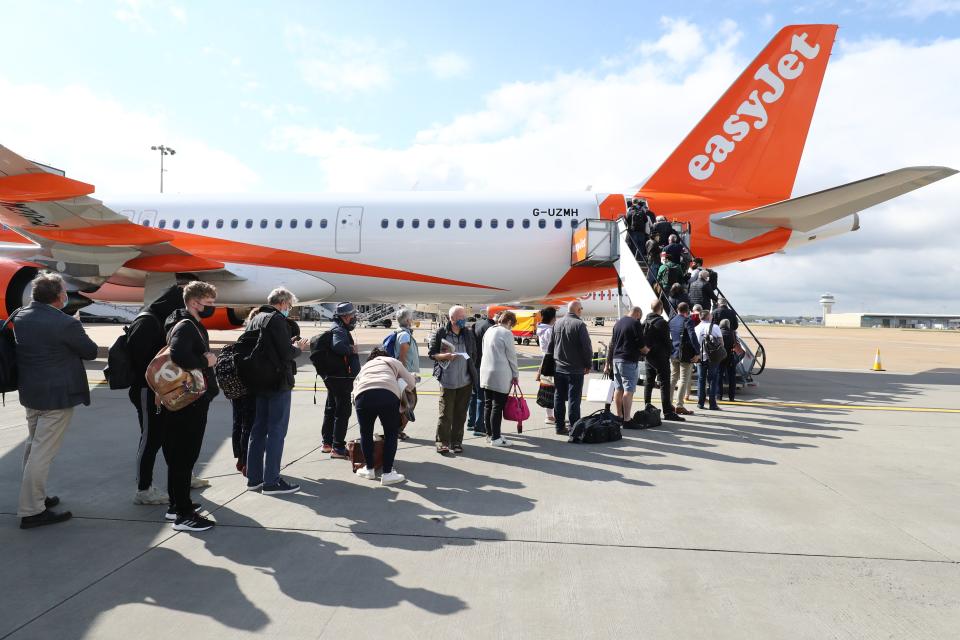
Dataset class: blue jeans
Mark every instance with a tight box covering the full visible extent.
[697,362,720,407]
[467,378,485,432]
[553,372,584,429]
[246,390,292,487]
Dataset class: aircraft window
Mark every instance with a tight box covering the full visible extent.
[538,219,546,229]
[172,220,181,229]
[187,220,195,229]
[305,219,313,229]
[290,219,298,229]
[428,219,436,229]
[319,219,327,228]
[396,219,405,229]
[506,219,514,229]
[571,219,579,228]
[215,219,224,229]
[458,219,466,229]
[231,219,238,229]
[522,219,530,229]
[142,220,151,227]
[158,220,167,229]
[201,220,209,229]
[474,219,482,229]
[381,219,388,229]
[245,219,253,229]
[274,219,282,229]
[491,219,498,229]
[412,219,420,229]
[443,219,451,229]
[260,219,268,229]
[554,220,562,229]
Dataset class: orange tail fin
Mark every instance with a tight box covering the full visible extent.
[641,24,837,204]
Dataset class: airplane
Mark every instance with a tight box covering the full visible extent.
[0,23,954,330]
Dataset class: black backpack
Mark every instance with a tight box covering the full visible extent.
[626,405,662,429]
[568,409,623,444]
[701,320,727,365]
[309,329,346,378]
[0,309,22,395]
[104,312,160,390]
[237,324,284,393]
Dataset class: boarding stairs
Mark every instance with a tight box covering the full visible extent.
[357,303,399,327]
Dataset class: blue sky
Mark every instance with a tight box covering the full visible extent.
[1,1,958,314]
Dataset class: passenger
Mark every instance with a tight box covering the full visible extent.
[645,235,662,285]
[393,307,421,440]
[668,302,700,416]
[321,302,361,459]
[688,269,718,312]
[652,215,674,248]
[668,282,691,315]
[428,305,478,454]
[686,257,703,287]
[663,234,684,266]
[691,304,703,327]
[480,310,521,447]
[604,306,648,422]
[245,288,309,495]
[642,300,684,422]
[535,306,558,426]
[718,319,739,403]
[713,296,739,331]
[624,200,647,257]
[159,281,220,532]
[694,310,724,411]
[468,310,495,437]
[230,308,261,477]
[126,284,184,506]
[14,272,98,529]
[352,348,417,486]
[657,253,684,293]
[547,300,593,435]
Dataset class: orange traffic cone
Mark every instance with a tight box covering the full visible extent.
[871,348,885,372]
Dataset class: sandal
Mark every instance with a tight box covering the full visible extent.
[436,443,449,454]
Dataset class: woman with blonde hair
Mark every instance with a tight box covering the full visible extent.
[479,310,520,447]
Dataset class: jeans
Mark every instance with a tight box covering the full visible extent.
[321,378,354,448]
[698,362,720,407]
[644,358,673,413]
[246,390,292,487]
[719,356,738,401]
[161,400,209,517]
[467,377,485,432]
[483,388,508,440]
[354,388,400,473]
[553,372,584,429]
[436,383,472,446]
[130,386,167,491]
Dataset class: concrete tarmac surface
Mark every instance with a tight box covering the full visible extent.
[0,324,957,639]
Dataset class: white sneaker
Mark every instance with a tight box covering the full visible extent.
[356,467,377,480]
[190,476,211,489]
[133,486,168,505]
[490,437,512,447]
[380,470,406,486]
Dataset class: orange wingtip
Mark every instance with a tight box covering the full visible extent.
[0,173,95,202]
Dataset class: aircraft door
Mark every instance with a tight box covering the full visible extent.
[336,206,363,253]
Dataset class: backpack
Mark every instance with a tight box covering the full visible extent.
[658,262,682,290]
[568,409,623,444]
[215,338,255,400]
[382,330,399,358]
[237,321,284,392]
[701,320,727,365]
[626,405,662,429]
[309,329,346,378]
[0,309,22,396]
[105,312,160,390]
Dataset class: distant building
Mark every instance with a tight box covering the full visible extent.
[824,313,960,330]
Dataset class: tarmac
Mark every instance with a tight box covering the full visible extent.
[0,324,957,639]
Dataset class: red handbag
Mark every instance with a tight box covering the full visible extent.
[503,382,531,433]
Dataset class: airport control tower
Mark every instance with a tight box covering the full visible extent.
[819,293,835,324]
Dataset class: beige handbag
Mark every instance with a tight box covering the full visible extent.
[145,321,207,412]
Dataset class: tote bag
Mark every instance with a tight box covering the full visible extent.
[503,382,531,433]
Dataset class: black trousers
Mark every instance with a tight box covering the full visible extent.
[160,400,209,516]
[231,395,257,463]
[354,389,401,473]
[322,378,354,448]
[129,385,167,491]
[644,357,673,414]
[483,389,508,440]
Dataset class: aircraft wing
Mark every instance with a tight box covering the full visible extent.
[713,166,957,232]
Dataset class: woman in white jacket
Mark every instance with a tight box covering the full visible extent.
[480,311,520,447]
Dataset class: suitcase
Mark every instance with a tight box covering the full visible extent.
[348,435,384,472]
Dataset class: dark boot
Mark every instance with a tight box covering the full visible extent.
[20,509,72,530]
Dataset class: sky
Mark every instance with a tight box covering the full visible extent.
[0,0,958,315]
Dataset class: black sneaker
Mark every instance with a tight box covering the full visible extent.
[172,513,215,532]
[262,478,300,495]
[555,426,570,435]
[663,412,686,422]
[165,503,202,521]
[20,509,72,529]
[709,404,722,411]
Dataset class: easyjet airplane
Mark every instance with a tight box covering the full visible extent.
[0,24,954,329]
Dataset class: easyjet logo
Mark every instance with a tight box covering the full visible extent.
[688,32,822,181]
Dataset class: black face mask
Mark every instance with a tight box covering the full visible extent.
[198,305,216,319]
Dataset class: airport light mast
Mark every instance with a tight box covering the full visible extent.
[150,145,176,193]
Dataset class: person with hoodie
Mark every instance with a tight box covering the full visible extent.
[244,288,309,495]
[642,300,685,422]
[535,306,557,426]
[321,302,361,459]
[158,281,220,532]
[125,284,185,506]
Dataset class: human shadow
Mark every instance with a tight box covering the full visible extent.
[753,367,960,407]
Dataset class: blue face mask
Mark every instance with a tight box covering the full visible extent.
[280,309,290,317]
[456,318,467,329]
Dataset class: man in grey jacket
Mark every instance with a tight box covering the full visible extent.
[13,273,98,529]
[547,301,593,435]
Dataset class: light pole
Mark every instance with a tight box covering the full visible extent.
[150,145,176,193]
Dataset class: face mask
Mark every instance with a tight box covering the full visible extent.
[456,318,467,329]
[198,304,215,319]
[280,309,290,318]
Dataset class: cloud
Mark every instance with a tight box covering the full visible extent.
[0,77,259,194]
[114,0,186,31]
[427,52,471,79]
[284,25,396,94]
[273,19,960,314]
[893,0,960,19]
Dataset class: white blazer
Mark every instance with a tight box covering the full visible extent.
[480,325,520,395]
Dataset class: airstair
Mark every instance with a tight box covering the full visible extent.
[357,303,399,327]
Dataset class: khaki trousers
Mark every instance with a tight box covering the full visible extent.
[19,407,74,517]
[670,359,694,409]
[435,383,472,447]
